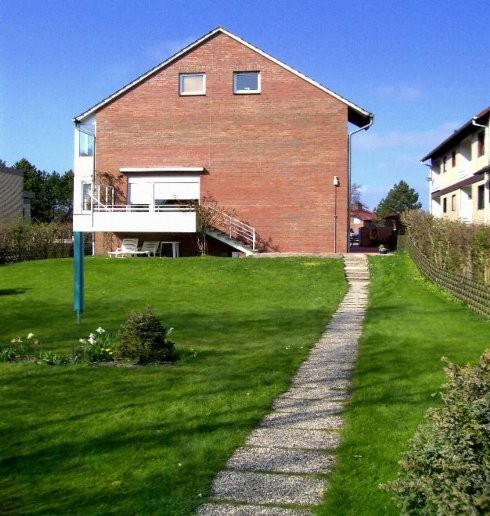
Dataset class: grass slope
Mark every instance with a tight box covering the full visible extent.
[318,252,490,515]
[0,256,346,515]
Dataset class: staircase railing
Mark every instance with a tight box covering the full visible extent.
[207,206,256,251]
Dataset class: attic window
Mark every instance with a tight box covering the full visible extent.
[179,73,206,96]
[233,72,261,94]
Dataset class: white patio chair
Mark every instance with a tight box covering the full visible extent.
[138,241,160,257]
[108,238,141,258]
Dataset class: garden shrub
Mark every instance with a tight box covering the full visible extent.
[116,306,175,364]
[382,349,490,514]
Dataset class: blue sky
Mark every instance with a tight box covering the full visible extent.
[1,0,489,210]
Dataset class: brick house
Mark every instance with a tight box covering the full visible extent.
[73,27,372,256]
[422,106,489,224]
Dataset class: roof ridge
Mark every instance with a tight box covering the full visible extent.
[74,27,372,126]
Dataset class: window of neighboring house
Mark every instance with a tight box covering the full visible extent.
[233,71,261,94]
[477,131,485,157]
[82,183,92,211]
[478,184,485,210]
[179,73,206,95]
[79,131,94,157]
[451,150,456,167]
[443,156,447,172]
[451,194,456,211]
[443,197,447,213]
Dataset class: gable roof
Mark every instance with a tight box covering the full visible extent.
[421,106,490,162]
[74,26,372,127]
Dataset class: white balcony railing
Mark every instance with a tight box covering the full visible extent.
[74,203,197,233]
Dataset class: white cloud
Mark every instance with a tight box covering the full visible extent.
[356,121,459,151]
[375,84,422,101]
[146,36,197,62]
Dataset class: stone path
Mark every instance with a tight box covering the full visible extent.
[197,254,370,515]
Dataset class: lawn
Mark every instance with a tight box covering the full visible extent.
[318,252,490,515]
[0,256,347,515]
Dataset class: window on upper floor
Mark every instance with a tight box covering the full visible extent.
[233,71,261,94]
[79,131,94,157]
[451,150,456,167]
[443,156,447,172]
[477,131,485,157]
[451,194,456,211]
[179,73,206,96]
[478,184,485,210]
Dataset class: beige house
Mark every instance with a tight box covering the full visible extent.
[422,107,490,223]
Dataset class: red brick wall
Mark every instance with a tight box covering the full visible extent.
[95,32,349,253]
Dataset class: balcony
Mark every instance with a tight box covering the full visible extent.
[73,204,197,233]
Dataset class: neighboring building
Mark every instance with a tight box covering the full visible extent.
[422,107,490,223]
[73,27,372,255]
[350,202,374,235]
[0,165,33,221]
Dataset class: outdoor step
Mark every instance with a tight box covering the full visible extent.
[227,446,335,474]
[210,471,326,506]
[246,428,340,450]
[259,411,344,431]
[198,503,313,515]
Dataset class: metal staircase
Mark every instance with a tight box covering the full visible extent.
[204,207,257,256]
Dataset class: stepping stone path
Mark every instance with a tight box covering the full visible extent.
[198,254,370,515]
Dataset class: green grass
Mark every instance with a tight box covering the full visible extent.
[0,256,347,515]
[318,252,490,515]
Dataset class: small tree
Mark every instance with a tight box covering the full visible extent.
[193,195,233,255]
[351,182,364,207]
[375,180,421,218]
[117,306,175,364]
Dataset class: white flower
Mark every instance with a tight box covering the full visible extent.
[79,338,86,344]
[88,336,96,345]
[96,327,105,334]
[89,333,96,340]
[27,333,34,339]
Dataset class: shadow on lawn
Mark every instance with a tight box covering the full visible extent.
[0,288,29,296]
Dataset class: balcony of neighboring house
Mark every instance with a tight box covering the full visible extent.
[430,170,441,193]
[458,138,473,180]
[73,183,197,233]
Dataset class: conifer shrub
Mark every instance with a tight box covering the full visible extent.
[116,306,175,364]
[382,350,490,514]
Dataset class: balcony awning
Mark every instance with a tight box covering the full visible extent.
[120,167,205,173]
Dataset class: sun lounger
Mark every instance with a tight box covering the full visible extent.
[108,238,148,258]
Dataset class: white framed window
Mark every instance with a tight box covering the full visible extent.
[82,182,92,211]
[233,71,261,94]
[79,131,94,157]
[179,73,206,96]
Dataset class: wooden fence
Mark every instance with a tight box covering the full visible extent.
[406,237,490,318]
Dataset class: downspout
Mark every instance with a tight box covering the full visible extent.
[347,115,374,252]
[472,117,489,223]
